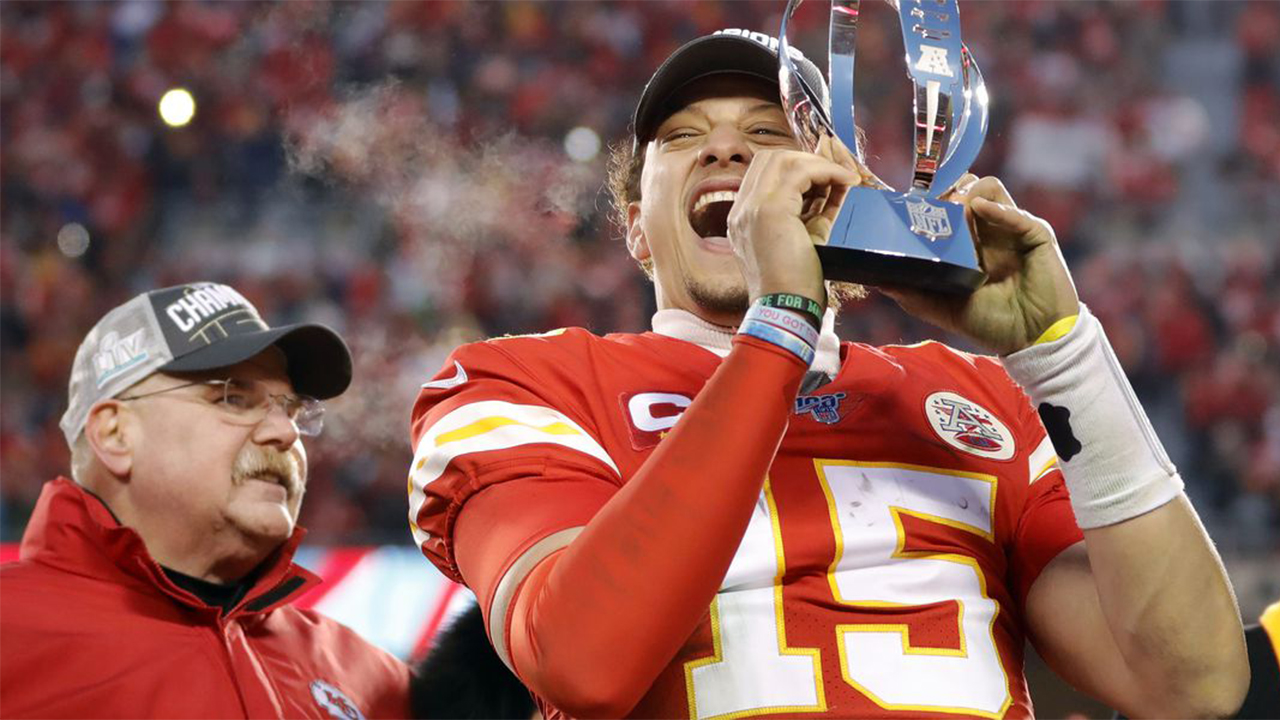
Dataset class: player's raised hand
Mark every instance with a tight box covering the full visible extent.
[728,141,862,307]
[880,175,1080,355]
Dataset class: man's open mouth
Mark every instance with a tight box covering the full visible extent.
[689,190,737,239]
[248,471,290,495]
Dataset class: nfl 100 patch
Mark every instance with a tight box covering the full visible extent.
[795,392,848,425]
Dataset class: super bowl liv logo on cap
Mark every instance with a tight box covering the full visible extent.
[92,329,149,388]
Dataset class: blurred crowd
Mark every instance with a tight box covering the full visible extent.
[3,1,1277,548]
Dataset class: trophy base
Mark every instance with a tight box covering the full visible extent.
[821,188,987,294]
[817,245,987,294]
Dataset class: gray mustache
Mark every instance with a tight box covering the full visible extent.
[232,448,301,495]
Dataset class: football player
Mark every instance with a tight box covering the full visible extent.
[408,30,1247,719]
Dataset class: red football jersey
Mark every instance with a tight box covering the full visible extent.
[410,328,1081,719]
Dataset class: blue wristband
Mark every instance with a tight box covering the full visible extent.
[738,318,816,366]
[743,303,821,348]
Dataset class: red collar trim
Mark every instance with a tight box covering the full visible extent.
[20,478,320,615]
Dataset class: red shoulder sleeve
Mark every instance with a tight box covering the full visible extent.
[1003,376,1084,610]
[409,337,622,588]
[412,332,810,718]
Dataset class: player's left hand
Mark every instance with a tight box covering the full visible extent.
[879,175,1080,355]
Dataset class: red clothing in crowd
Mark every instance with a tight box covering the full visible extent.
[0,478,409,719]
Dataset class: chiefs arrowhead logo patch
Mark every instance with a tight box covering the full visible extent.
[310,679,365,720]
[924,391,1015,461]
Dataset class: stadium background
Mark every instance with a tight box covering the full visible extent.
[1,2,1276,716]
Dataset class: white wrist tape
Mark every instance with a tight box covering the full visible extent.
[1001,304,1183,529]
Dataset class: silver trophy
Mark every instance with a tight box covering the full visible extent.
[779,0,989,293]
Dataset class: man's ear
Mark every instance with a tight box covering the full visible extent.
[626,202,650,263]
[84,402,134,479]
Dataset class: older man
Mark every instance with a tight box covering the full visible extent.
[1,281,409,718]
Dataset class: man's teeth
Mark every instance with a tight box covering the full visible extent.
[693,190,737,213]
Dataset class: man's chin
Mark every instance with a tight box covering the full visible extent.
[230,505,297,546]
[686,278,749,320]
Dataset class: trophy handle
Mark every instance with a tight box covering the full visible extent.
[929,43,989,196]
[828,0,862,163]
[779,0,839,154]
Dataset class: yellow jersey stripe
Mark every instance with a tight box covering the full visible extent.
[408,400,619,553]
[1031,456,1058,483]
[1027,436,1059,485]
[435,417,581,446]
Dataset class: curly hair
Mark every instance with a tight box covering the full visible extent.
[605,140,651,277]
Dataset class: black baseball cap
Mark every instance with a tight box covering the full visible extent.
[631,28,829,150]
[61,281,352,443]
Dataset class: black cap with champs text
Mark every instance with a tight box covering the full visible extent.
[59,281,352,444]
[631,28,830,151]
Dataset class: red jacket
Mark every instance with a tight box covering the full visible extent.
[0,478,410,719]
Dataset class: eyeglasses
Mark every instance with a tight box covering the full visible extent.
[118,379,325,437]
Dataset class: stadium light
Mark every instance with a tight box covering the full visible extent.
[56,223,90,258]
[564,126,601,163]
[158,88,196,128]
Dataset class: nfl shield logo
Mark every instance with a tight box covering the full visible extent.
[906,198,952,241]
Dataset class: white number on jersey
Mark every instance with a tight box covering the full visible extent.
[685,462,1011,719]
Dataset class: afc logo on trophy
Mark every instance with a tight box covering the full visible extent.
[905,198,953,241]
[914,45,955,77]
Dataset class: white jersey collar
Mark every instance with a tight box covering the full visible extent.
[651,307,842,377]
